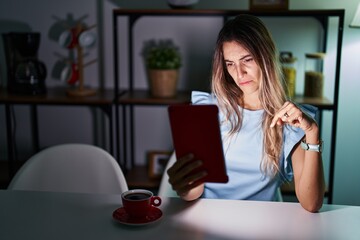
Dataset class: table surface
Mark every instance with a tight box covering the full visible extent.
[1,190,359,240]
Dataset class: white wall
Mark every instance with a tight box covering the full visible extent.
[0,0,106,160]
[1,0,359,206]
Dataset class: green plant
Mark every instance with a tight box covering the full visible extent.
[143,39,182,70]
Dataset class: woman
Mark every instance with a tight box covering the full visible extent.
[167,14,325,212]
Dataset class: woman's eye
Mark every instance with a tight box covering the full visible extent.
[243,57,253,63]
[226,62,234,67]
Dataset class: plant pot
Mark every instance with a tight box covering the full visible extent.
[148,69,179,98]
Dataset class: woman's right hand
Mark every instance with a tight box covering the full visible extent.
[167,153,207,201]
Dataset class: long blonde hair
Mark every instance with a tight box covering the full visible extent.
[211,14,286,176]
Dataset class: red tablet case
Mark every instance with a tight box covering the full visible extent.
[168,104,228,183]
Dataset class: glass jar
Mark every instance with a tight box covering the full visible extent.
[304,52,325,98]
[280,52,297,99]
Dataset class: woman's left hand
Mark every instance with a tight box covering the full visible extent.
[270,101,317,133]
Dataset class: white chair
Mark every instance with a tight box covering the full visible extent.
[158,152,283,201]
[8,143,128,194]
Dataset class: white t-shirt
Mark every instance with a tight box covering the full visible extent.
[191,91,317,201]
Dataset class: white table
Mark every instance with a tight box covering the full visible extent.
[0,190,359,240]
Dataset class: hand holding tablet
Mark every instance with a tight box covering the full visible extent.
[168,104,228,183]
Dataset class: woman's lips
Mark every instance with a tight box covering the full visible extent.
[239,80,252,85]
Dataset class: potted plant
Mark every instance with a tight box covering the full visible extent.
[143,39,182,98]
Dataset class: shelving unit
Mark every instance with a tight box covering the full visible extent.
[0,87,115,182]
[113,9,344,203]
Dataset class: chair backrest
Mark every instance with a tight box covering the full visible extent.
[158,152,178,197]
[8,143,128,194]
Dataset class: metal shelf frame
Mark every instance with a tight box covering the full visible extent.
[113,9,344,203]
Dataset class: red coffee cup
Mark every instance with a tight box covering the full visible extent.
[121,189,161,219]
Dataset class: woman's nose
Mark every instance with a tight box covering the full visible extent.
[236,64,246,79]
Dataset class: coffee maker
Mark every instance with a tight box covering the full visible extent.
[2,32,47,95]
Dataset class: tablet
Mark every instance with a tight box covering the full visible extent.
[168,104,228,183]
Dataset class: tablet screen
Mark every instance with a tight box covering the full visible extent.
[168,104,228,183]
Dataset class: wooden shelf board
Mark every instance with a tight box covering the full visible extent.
[117,90,191,105]
[0,87,114,105]
[113,9,344,19]
[294,95,333,109]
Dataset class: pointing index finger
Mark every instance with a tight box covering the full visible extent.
[270,102,291,127]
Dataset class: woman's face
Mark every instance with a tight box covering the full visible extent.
[223,41,262,97]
